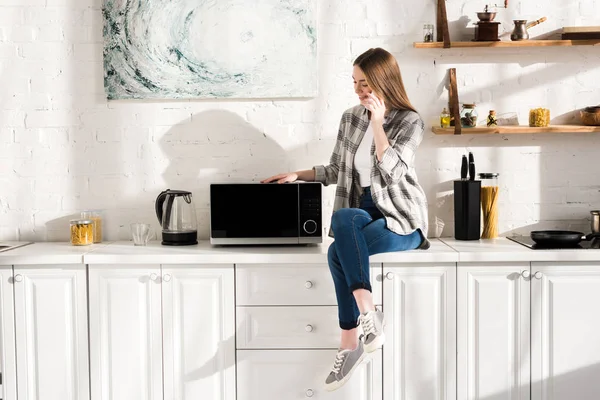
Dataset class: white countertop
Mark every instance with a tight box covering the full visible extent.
[0,242,108,265]
[439,237,600,262]
[3,238,600,265]
[83,238,458,264]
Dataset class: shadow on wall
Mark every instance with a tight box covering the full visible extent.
[158,109,291,239]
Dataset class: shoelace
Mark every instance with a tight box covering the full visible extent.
[360,313,377,337]
[331,351,348,374]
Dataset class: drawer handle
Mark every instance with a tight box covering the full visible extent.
[305,324,314,333]
[305,389,314,397]
[534,271,543,279]
[14,274,23,283]
[304,281,313,289]
[163,274,172,282]
[386,272,394,280]
[521,270,530,279]
[150,273,158,281]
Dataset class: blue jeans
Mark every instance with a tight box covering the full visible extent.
[328,187,423,330]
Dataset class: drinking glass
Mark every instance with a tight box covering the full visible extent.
[130,223,153,246]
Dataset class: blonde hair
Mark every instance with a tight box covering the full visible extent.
[353,48,417,113]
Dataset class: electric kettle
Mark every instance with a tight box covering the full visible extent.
[155,189,198,246]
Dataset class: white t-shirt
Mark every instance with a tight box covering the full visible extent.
[354,122,374,187]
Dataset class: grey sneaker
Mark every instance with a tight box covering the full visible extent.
[359,310,385,353]
[324,339,367,391]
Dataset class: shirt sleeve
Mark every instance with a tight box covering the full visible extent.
[313,117,345,186]
[376,119,424,186]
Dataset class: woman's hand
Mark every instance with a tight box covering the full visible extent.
[260,172,299,184]
[363,92,386,124]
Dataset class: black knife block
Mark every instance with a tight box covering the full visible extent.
[454,180,481,240]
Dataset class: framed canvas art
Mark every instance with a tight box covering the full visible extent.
[103,0,317,99]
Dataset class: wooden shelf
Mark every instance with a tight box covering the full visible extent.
[432,125,600,135]
[414,39,600,48]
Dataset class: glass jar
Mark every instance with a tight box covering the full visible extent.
[460,103,478,128]
[478,173,500,239]
[440,108,451,128]
[529,108,550,127]
[81,209,102,243]
[486,110,498,127]
[423,24,434,42]
[70,219,94,246]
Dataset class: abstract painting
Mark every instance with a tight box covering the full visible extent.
[103,0,317,100]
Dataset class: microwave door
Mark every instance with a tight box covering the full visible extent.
[211,184,299,239]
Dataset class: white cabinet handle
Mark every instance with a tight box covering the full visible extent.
[304,281,313,289]
[14,274,23,282]
[163,274,172,282]
[305,389,314,397]
[521,270,530,279]
[386,272,394,280]
[534,271,543,279]
[305,324,314,333]
[150,273,158,281]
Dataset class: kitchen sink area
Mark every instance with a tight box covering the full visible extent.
[0,242,33,253]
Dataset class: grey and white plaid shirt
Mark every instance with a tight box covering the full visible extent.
[313,105,428,238]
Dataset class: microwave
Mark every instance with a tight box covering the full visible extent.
[210,182,322,245]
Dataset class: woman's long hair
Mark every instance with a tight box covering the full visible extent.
[353,48,417,113]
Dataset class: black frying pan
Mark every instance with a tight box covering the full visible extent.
[531,230,600,247]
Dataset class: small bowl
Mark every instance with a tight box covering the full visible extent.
[477,12,497,22]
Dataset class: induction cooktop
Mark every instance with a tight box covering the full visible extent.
[507,236,600,250]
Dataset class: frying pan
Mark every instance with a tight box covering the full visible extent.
[531,230,600,247]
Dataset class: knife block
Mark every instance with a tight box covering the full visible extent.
[454,180,481,240]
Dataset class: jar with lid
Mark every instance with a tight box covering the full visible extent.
[70,219,94,246]
[478,173,500,239]
[423,24,434,42]
[81,209,102,243]
[460,103,479,128]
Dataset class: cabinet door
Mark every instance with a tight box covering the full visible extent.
[161,265,235,400]
[237,349,382,400]
[0,266,16,400]
[13,265,89,400]
[531,262,600,400]
[457,263,530,400]
[89,265,162,400]
[383,263,456,400]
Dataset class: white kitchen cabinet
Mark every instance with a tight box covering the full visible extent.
[383,263,456,400]
[13,265,89,400]
[457,263,530,400]
[89,265,163,400]
[237,349,382,400]
[0,266,16,400]
[531,262,600,400]
[88,264,235,400]
[161,265,235,400]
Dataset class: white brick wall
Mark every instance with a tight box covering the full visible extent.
[1,0,600,241]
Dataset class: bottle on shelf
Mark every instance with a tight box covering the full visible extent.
[440,108,451,128]
[486,110,498,127]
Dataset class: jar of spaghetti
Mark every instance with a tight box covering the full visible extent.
[70,219,94,246]
[478,173,499,239]
[81,209,103,243]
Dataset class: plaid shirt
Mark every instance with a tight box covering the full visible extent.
[314,105,429,238]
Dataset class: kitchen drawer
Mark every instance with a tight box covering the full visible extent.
[237,349,382,400]
[237,306,340,349]
[236,263,382,306]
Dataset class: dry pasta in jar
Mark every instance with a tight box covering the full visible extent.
[529,108,550,127]
[70,219,94,246]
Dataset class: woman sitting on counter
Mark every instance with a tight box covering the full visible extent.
[262,47,429,391]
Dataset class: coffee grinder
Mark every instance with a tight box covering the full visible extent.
[473,5,500,41]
